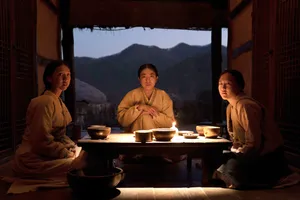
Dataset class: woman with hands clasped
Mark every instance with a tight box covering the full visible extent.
[117,63,174,132]
[117,64,185,163]
[12,61,87,180]
[214,69,289,189]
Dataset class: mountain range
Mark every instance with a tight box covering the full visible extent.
[74,43,227,104]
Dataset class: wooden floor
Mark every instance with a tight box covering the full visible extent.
[1,185,300,200]
[1,159,300,200]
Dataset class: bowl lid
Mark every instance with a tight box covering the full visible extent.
[134,129,153,133]
[204,126,220,129]
[87,126,108,130]
[89,125,106,127]
[152,128,175,132]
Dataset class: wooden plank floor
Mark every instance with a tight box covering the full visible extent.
[1,159,300,200]
[117,158,202,187]
[1,183,299,200]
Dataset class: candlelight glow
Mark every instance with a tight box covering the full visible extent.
[171,121,179,134]
[74,146,82,158]
[172,121,176,127]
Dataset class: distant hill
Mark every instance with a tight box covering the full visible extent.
[75,78,107,104]
[74,43,227,104]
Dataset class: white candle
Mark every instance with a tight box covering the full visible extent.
[171,121,178,134]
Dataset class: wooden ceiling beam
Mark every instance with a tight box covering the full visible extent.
[42,0,58,14]
[69,0,228,29]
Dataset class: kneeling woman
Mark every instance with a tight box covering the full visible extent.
[117,63,184,163]
[13,61,86,180]
[216,69,289,189]
[117,63,174,132]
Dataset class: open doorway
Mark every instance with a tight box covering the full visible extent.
[73,27,228,131]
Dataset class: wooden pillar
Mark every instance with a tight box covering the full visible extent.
[60,0,76,121]
[10,0,17,151]
[227,0,233,70]
[211,9,223,124]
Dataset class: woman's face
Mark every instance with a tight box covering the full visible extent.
[139,68,158,91]
[48,64,71,92]
[218,72,241,100]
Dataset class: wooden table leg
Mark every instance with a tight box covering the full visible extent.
[187,155,192,172]
[201,157,211,186]
[86,153,118,170]
[201,151,223,186]
[186,155,193,187]
[108,158,114,168]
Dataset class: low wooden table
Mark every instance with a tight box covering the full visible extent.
[78,133,231,186]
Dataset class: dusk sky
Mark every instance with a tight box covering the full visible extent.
[74,28,228,58]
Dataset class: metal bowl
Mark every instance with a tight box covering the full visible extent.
[152,128,176,141]
[134,130,153,143]
[203,126,220,138]
[87,126,111,139]
[196,125,207,136]
[67,167,124,195]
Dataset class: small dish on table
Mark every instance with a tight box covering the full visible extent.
[178,130,194,136]
[183,132,199,139]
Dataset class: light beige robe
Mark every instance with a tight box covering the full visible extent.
[117,87,174,132]
[12,90,75,179]
[226,93,283,155]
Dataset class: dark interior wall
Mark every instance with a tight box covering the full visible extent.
[230,0,300,168]
[229,1,253,95]
[37,0,61,95]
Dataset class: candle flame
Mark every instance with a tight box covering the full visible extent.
[172,121,176,128]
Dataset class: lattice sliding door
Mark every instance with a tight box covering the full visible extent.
[275,0,300,167]
[0,0,13,161]
[0,0,37,163]
[13,0,37,147]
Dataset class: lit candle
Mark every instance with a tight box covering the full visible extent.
[171,121,178,134]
